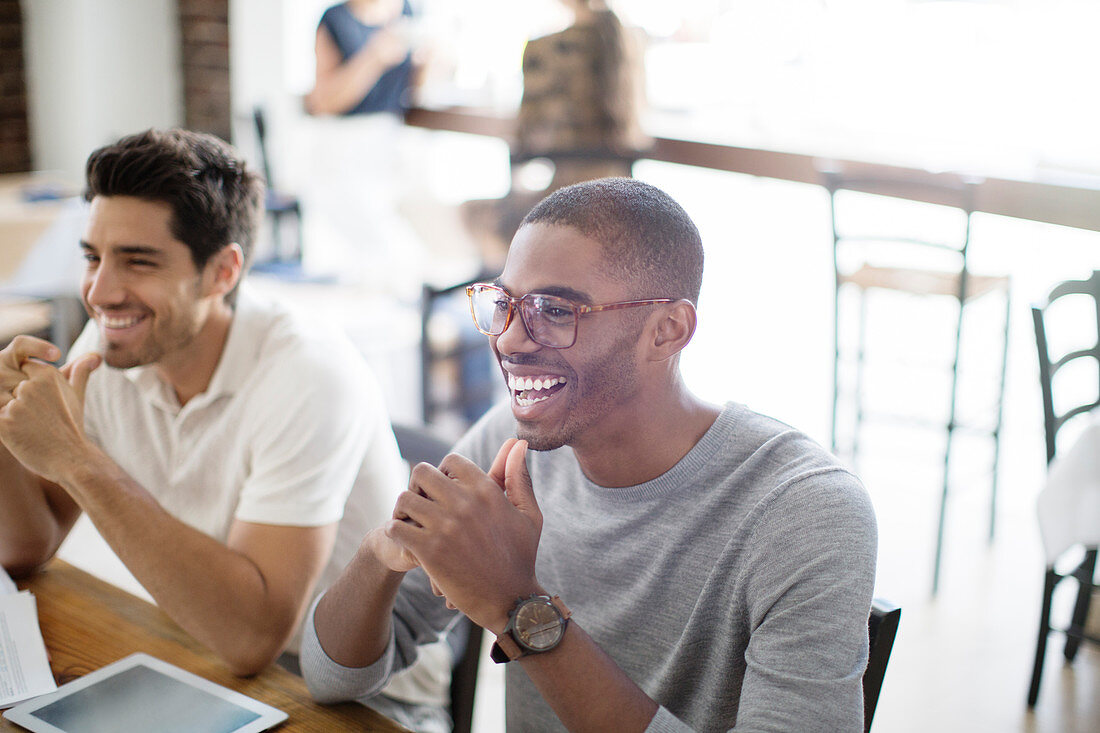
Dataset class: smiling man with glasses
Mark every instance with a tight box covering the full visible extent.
[303,177,878,732]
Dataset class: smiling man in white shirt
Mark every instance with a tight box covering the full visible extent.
[0,128,450,731]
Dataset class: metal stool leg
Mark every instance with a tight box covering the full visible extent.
[988,287,1011,542]
[851,290,868,468]
[829,187,843,457]
[831,279,842,455]
[932,287,966,596]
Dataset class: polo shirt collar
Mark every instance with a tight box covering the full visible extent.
[121,284,264,413]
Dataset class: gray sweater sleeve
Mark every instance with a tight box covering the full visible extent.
[299,408,509,705]
[300,567,461,703]
[300,594,397,703]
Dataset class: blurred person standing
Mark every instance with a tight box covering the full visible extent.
[300,0,426,294]
[463,0,651,271]
[305,0,416,116]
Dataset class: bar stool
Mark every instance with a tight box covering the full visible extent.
[823,165,1011,595]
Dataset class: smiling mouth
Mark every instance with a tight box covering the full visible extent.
[100,314,144,329]
[507,373,568,407]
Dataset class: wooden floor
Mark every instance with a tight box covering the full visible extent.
[859,422,1100,733]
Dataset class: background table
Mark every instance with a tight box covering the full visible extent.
[4,560,406,732]
[0,173,88,354]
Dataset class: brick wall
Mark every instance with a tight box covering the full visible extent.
[179,0,231,142]
[0,0,30,173]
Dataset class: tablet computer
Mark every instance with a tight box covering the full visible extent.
[2,653,287,733]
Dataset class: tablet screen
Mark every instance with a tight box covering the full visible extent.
[3,654,286,733]
[31,665,258,733]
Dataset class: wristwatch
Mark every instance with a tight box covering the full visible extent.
[490,594,571,663]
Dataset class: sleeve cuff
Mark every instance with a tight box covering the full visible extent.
[644,706,695,733]
[299,593,396,704]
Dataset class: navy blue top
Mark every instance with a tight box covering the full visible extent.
[318,1,414,115]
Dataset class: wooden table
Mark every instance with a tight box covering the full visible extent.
[4,560,406,732]
[0,172,88,351]
[0,173,75,282]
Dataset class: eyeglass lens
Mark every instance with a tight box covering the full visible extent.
[470,286,577,348]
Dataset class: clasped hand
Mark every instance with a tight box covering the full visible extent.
[0,335,101,484]
[384,438,543,635]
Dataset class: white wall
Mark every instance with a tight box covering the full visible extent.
[228,0,302,190]
[21,0,182,180]
[229,0,289,136]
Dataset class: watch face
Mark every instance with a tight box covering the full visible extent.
[514,598,564,652]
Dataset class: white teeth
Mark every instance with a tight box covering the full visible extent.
[101,315,141,329]
[507,374,567,396]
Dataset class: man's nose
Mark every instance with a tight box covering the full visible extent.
[493,305,541,355]
[84,263,124,307]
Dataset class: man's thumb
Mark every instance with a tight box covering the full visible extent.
[488,438,518,489]
[67,353,102,399]
[503,440,538,515]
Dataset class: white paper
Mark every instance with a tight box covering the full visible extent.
[0,591,57,708]
[0,567,15,595]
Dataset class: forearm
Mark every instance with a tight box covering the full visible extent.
[0,445,72,574]
[60,451,300,675]
[312,529,405,668]
[518,620,659,733]
[306,52,389,115]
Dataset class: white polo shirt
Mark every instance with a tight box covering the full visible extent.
[68,286,449,707]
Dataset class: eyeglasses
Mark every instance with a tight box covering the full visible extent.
[466,283,673,349]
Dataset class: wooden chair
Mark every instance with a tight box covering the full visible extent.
[823,166,1011,595]
[864,598,900,732]
[391,423,484,733]
[1027,270,1100,707]
[419,276,498,431]
[252,106,303,265]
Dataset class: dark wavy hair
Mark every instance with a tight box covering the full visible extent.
[83,128,264,305]
[522,177,704,305]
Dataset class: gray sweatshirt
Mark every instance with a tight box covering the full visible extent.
[301,401,878,732]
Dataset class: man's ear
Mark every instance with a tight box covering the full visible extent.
[205,243,244,298]
[647,300,697,361]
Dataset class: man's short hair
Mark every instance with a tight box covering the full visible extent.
[521,177,704,304]
[83,128,264,304]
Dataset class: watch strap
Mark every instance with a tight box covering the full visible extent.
[490,633,523,663]
[491,595,571,664]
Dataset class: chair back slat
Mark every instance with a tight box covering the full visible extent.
[1031,270,1100,464]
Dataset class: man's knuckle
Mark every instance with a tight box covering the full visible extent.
[409,462,432,485]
